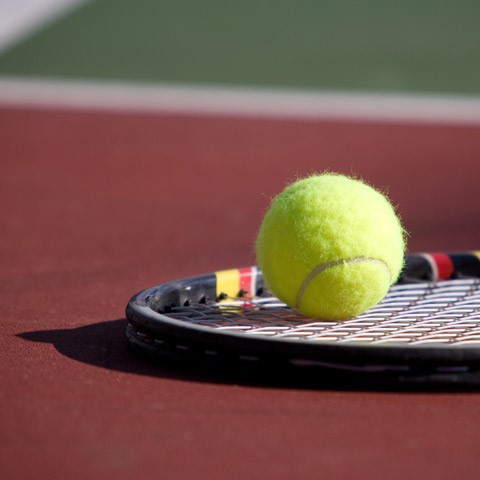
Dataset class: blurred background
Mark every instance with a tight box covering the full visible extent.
[1,0,480,93]
[1,0,479,278]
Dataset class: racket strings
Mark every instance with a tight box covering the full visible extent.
[159,279,480,346]
[341,280,480,345]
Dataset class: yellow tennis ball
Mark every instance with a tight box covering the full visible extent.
[255,174,406,320]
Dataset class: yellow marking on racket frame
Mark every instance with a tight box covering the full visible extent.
[215,268,241,300]
[473,251,480,260]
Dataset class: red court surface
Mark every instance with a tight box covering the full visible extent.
[1,107,480,479]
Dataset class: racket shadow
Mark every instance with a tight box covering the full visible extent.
[16,319,478,392]
[17,319,222,383]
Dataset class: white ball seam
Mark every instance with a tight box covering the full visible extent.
[295,257,392,310]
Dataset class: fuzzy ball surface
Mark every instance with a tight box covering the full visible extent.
[255,174,405,320]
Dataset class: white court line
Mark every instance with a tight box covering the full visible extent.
[0,0,90,54]
[0,76,480,124]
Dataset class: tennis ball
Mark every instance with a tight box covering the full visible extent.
[255,174,405,320]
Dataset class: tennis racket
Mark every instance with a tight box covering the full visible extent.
[126,252,480,389]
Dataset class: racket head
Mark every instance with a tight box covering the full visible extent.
[126,253,480,389]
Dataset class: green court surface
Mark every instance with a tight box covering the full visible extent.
[0,0,479,94]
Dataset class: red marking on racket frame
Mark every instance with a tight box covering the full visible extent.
[430,253,455,280]
[239,267,256,296]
